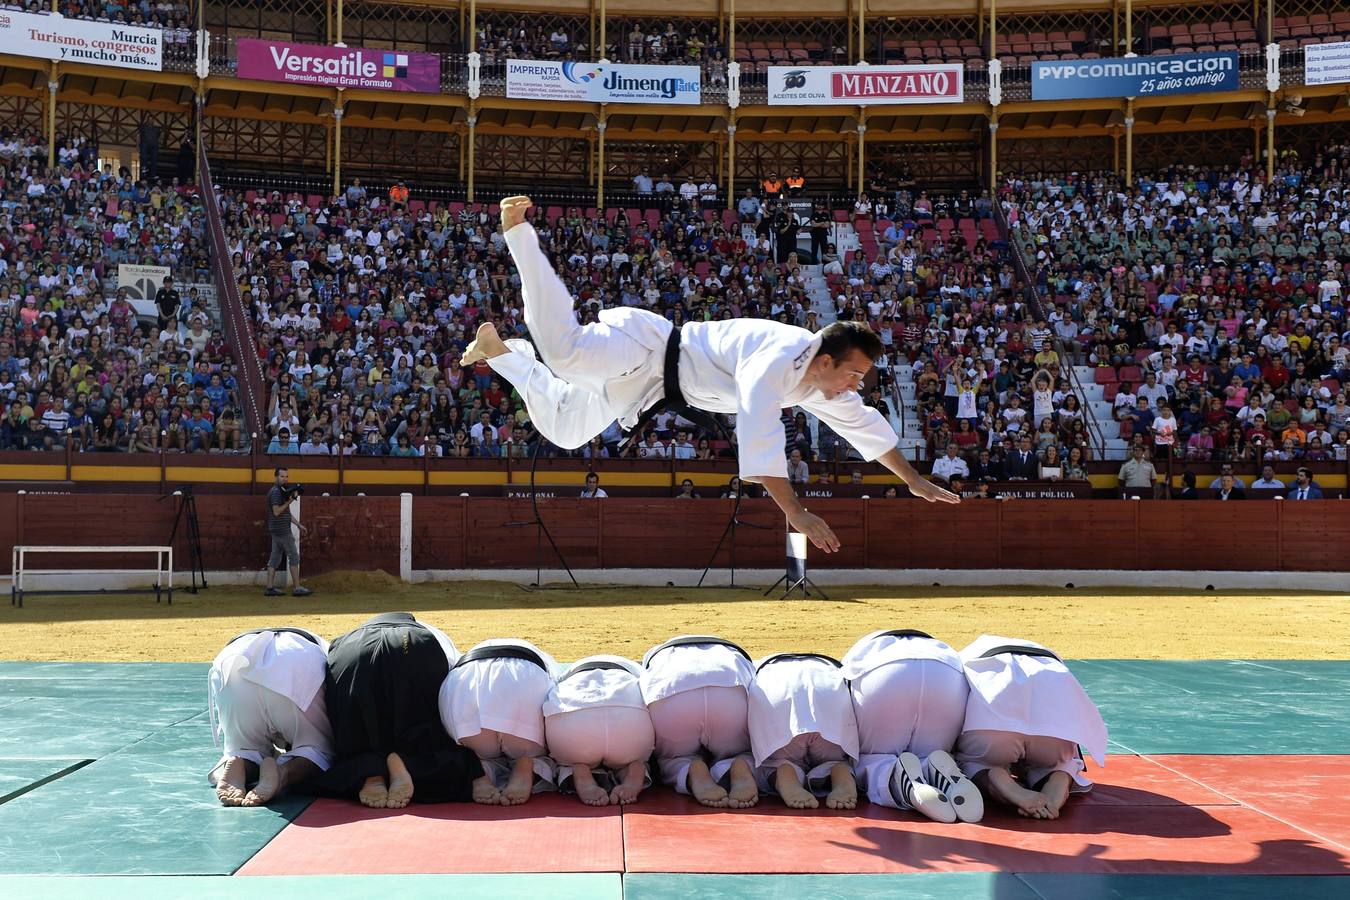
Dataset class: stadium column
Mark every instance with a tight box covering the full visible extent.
[1125,0,1132,53]
[600,0,606,59]
[726,115,736,209]
[1265,104,1275,184]
[46,63,57,170]
[1124,99,1134,183]
[856,0,865,63]
[333,98,344,198]
[988,113,998,196]
[467,103,478,203]
[596,114,607,209]
[856,112,866,198]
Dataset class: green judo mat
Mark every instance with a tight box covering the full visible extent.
[0,660,1346,877]
[0,874,622,899]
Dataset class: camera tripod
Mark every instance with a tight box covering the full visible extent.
[162,485,207,593]
[503,438,579,591]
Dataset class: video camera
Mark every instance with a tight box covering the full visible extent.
[280,483,306,498]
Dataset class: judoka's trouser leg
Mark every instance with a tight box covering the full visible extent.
[209,677,334,783]
[648,685,751,795]
[488,340,623,450]
[545,706,656,788]
[760,732,848,795]
[955,730,1091,791]
[459,728,556,791]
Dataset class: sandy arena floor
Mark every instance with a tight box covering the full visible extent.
[3,570,1347,661]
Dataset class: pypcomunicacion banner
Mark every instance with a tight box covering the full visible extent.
[1031,52,1239,100]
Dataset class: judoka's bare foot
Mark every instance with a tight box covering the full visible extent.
[215,756,248,807]
[775,764,817,809]
[500,196,532,232]
[241,757,280,807]
[983,767,1050,819]
[688,759,729,808]
[571,765,610,806]
[1038,771,1073,820]
[501,756,534,805]
[825,762,858,810]
[385,753,414,808]
[609,760,647,805]
[359,775,389,808]
[727,758,760,809]
[472,774,501,805]
[461,322,508,366]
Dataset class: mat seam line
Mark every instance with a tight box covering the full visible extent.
[1012,872,1054,900]
[1144,754,1350,854]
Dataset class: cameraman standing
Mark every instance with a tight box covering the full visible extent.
[264,467,312,597]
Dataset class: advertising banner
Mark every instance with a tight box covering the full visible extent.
[0,10,161,71]
[506,59,701,104]
[1305,41,1350,86]
[767,64,964,105]
[1030,52,1239,100]
[236,39,441,93]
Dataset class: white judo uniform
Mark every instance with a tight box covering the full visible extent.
[439,638,558,791]
[841,629,970,812]
[207,627,334,785]
[748,654,859,795]
[490,222,900,480]
[544,655,655,791]
[955,635,1109,793]
[641,636,756,794]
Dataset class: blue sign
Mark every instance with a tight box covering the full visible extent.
[1030,52,1240,100]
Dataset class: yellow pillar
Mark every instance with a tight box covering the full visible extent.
[469,0,476,52]
[333,98,344,197]
[1112,0,1119,54]
[989,0,996,58]
[1266,0,1272,43]
[599,0,606,59]
[857,0,865,63]
[1124,98,1134,183]
[47,62,57,169]
[195,82,205,161]
[729,0,736,60]
[467,103,477,202]
[726,114,737,209]
[856,110,866,197]
[1266,104,1275,184]
[1126,0,1133,54]
[596,114,606,209]
[988,112,998,195]
[336,0,343,44]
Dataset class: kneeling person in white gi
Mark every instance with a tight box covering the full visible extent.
[208,626,334,807]
[642,635,759,808]
[843,628,982,823]
[440,638,558,806]
[460,196,958,557]
[749,653,859,810]
[956,635,1108,820]
[544,655,655,807]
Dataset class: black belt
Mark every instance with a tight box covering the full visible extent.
[228,626,322,647]
[561,659,632,682]
[877,629,935,641]
[978,644,1061,662]
[453,644,550,671]
[620,326,723,448]
[645,635,752,667]
[756,652,842,673]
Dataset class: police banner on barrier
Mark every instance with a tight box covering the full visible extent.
[0,9,162,71]
[767,64,963,105]
[506,59,700,104]
[1305,41,1350,86]
[1031,52,1239,100]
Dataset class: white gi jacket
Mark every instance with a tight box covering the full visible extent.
[544,655,647,717]
[749,655,860,766]
[840,629,964,681]
[640,637,756,705]
[959,635,1109,767]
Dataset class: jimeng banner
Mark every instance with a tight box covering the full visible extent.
[506,59,701,104]
[1031,52,1239,100]
[0,10,161,71]
[767,64,964,105]
[236,39,441,92]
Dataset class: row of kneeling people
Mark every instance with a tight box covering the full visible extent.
[209,615,1107,822]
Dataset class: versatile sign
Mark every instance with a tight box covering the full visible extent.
[767,64,964,105]
[236,39,441,92]
[506,60,701,104]
[1031,52,1239,100]
[0,10,161,71]
[1305,41,1350,86]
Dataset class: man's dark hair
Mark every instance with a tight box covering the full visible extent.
[274,466,287,475]
[816,320,883,364]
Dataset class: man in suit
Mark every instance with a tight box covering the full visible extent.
[1216,473,1246,500]
[1286,467,1324,500]
[1003,435,1039,481]
[969,448,1003,483]
[1174,471,1200,500]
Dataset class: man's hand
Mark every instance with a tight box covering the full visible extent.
[907,477,962,504]
[788,508,840,554]
[500,196,532,232]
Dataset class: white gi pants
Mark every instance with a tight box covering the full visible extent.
[647,685,752,794]
[488,340,631,451]
[545,706,656,790]
[955,729,1092,792]
[850,659,969,810]
[207,676,333,784]
[440,656,558,792]
[758,732,848,796]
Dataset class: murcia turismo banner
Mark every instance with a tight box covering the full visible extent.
[1031,52,1239,100]
[766,64,964,105]
[1305,41,1350,86]
[236,39,441,92]
[506,60,701,104]
[0,9,161,71]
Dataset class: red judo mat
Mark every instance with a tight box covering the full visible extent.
[236,792,623,875]
[238,756,1349,876]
